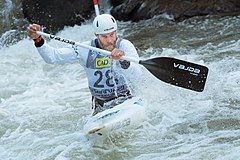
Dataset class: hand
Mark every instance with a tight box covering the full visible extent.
[110,48,125,60]
[27,24,41,40]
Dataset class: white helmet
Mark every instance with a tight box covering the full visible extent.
[93,14,117,34]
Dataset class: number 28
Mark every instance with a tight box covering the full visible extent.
[93,70,118,88]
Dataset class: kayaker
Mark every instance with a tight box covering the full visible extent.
[27,14,141,116]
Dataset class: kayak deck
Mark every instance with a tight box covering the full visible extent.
[83,97,146,136]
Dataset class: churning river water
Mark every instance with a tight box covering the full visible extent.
[0,5,240,160]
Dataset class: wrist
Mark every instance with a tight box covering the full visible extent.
[33,35,42,43]
[33,35,44,47]
[119,60,130,69]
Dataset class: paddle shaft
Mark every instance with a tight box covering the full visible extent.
[36,31,139,63]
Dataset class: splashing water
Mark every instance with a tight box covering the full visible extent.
[0,14,240,159]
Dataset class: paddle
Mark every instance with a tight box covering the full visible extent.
[36,31,209,92]
[140,57,208,92]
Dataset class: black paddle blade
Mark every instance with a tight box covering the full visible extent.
[139,57,209,92]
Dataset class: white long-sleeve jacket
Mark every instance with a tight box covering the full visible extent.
[36,38,141,101]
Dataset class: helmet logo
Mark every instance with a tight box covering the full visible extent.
[104,27,114,32]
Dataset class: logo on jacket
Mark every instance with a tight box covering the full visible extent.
[96,57,112,68]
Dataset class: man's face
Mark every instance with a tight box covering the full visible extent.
[96,31,117,51]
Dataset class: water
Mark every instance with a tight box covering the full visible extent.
[1,2,240,159]
[0,0,28,47]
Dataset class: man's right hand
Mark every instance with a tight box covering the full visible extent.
[27,24,41,40]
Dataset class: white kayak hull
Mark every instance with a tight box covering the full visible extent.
[83,97,146,136]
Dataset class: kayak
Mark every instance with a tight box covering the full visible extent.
[83,97,146,136]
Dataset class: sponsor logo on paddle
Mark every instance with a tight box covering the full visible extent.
[173,63,200,75]
[49,35,75,45]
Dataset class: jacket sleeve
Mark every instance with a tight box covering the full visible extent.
[119,39,140,67]
[118,39,143,80]
[36,42,80,64]
[119,39,140,64]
